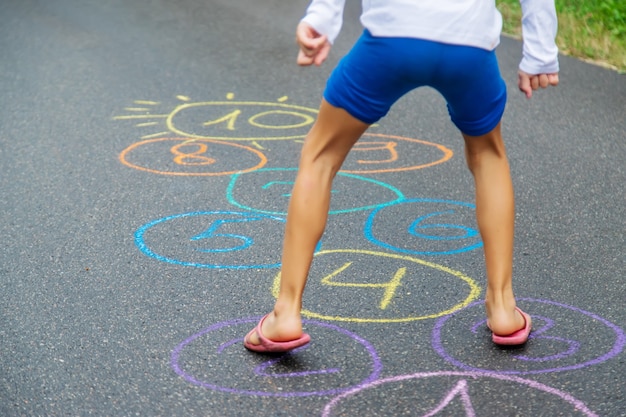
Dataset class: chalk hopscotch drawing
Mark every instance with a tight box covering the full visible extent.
[114,94,623,415]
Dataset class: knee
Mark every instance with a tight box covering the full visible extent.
[464,147,480,173]
[296,158,336,191]
[299,151,342,181]
[463,130,507,172]
[464,143,491,165]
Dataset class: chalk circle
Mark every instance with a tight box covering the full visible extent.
[273,249,480,323]
[322,371,598,417]
[166,101,319,141]
[365,198,483,256]
[340,133,453,174]
[171,317,383,397]
[227,167,405,216]
[433,299,625,375]
[119,137,267,176]
[135,211,287,270]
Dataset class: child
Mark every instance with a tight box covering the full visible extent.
[244,0,559,351]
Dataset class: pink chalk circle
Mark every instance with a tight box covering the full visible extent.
[323,371,598,417]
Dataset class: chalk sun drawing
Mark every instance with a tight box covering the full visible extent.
[114,93,319,142]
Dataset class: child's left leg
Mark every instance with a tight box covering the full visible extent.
[462,122,528,338]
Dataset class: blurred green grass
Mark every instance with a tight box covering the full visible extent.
[497,0,626,71]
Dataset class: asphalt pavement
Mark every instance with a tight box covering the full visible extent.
[1,0,625,416]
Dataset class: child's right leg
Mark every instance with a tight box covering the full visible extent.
[245,31,416,350]
[244,99,370,348]
[462,122,528,337]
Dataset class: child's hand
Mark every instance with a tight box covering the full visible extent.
[518,70,559,98]
[296,22,331,66]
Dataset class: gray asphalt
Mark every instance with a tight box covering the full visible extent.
[1,0,625,416]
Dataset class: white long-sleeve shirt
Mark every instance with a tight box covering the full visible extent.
[301,0,559,74]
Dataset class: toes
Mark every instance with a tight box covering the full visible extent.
[245,329,261,346]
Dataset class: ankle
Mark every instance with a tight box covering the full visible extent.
[485,286,515,308]
[272,299,302,319]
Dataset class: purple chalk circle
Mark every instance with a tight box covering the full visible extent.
[253,346,341,378]
[432,298,625,375]
[322,371,599,417]
[171,317,382,397]
[469,315,581,362]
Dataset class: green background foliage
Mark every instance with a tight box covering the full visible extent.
[497,0,626,71]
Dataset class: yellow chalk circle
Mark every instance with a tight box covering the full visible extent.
[166,101,319,141]
[272,249,480,323]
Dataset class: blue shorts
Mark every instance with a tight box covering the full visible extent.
[324,30,507,136]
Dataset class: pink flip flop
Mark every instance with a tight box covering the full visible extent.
[244,315,311,353]
[490,307,532,346]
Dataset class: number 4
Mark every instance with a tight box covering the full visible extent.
[321,262,406,310]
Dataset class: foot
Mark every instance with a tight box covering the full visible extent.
[486,305,528,337]
[484,293,526,335]
[487,307,532,345]
[244,313,309,353]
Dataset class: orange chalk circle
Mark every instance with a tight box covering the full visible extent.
[171,142,216,166]
[340,133,453,174]
[119,138,267,176]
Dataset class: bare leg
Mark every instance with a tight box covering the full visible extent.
[462,122,528,336]
[246,99,369,345]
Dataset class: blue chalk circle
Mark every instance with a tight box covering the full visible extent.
[136,211,289,269]
[226,167,405,216]
[365,198,483,256]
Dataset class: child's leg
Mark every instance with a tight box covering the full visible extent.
[462,122,527,336]
[246,99,369,346]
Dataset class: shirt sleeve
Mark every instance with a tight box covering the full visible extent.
[519,0,560,74]
[300,0,346,44]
